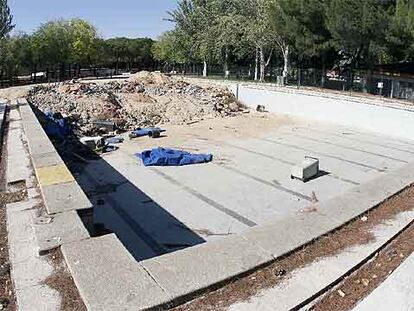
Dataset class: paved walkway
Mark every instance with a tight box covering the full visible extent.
[353,253,414,311]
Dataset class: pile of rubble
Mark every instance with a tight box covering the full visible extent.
[27,72,245,136]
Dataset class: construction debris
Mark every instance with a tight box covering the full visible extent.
[27,71,245,137]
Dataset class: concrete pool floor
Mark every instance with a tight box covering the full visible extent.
[74,112,414,261]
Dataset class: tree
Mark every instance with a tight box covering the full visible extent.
[386,0,414,62]
[32,20,73,79]
[168,0,211,75]
[209,0,247,78]
[326,0,390,69]
[152,31,188,71]
[69,19,98,75]
[104,37,155,73]
[0,0,13,39]
[242,0,289,81]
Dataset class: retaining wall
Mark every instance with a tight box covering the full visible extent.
[225,83,414,141]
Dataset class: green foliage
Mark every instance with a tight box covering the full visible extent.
[0,16,155,80]
[0,0,13,39]
[69,19,98,65]
[152,31,187,64]
[386,0,414,62]
[32,20,73,67]
[326,0,389,67]
[104,37,154,70]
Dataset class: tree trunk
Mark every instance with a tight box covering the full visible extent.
[259,46,265,82]
[224,48,229,79]
[33,64,37,83]
[282,45,289,79]
[115,58,119,75]
[321,55,326,88]
[254,47,259,81]
[60,63,65,81]
[203,61,207,77]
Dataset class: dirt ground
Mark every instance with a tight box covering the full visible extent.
[0,85,31,102]
[118,111,295,153]
[172,185,414,311]
[44,250,86,311]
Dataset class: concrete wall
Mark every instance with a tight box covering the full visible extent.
[227,84,414,141]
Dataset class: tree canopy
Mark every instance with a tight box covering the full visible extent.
[153,0,414,81]
[0,0,13,39]
[0,17,155,81]
[2,1,414,83]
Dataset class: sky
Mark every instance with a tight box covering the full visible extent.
[8,0,177,39]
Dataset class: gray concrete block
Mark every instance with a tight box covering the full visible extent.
[291,156,319,181]
[41,181,92,214]
[61,234,170,310]
[31,152,64,168]
[34,211,90,254]
[241,212,340,259]
[142,234,273,299]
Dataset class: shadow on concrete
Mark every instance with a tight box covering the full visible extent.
[31,105,205,261]
[305,170,331,182]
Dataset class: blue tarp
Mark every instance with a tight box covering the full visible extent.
[44,112,71,139]
[137,148,213,166]
[131,127,166,138]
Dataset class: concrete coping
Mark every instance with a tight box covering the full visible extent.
[63,160,414,310]
[17,98,92,214]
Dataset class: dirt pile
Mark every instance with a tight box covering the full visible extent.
[27,72,245,136]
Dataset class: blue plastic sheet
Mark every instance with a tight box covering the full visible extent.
[137,148,213,166]
[131,127,166,138]
[44,112,71,139]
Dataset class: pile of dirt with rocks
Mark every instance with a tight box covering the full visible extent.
[27,72,245,136]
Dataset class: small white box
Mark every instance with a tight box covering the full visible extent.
[291,157,319,182]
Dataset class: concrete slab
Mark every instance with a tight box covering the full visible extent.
[6,108,32,184]
[142,234,273,299]
[36,164,75,187]
[7,200,61,309]
[319,161,414,222]
[242,212,340,259]
[353,252,414,311]
[102,151,252,237]
[61,234,170,310]
[15,285,60,311]
[23,132,56,156]
[41,181,92,214]
[31,152,64,169]
[33,211,90,254]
